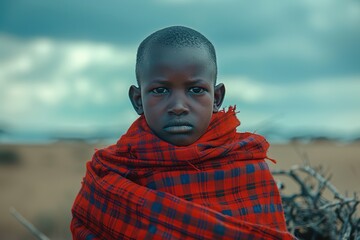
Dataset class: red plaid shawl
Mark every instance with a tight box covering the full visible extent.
[71,107,294,239]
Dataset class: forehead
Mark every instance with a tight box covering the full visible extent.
[140,45,215,77]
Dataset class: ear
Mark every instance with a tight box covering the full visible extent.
[129,85,144,115]
[213,83,225,113]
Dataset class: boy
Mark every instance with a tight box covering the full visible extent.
[71,26,294,239]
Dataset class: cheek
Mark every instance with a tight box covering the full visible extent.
[197,94,214,111]
[196,97,214,123]
[142,95,160,110]
[142,96,164,123]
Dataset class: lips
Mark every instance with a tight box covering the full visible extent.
[163,120,193,134]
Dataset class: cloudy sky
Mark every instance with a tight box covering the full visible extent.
[0,0,359,141]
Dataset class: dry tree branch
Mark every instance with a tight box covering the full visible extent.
[272,165,360,240]
[9,207,50,240]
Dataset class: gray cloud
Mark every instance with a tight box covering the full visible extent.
[1,1,359,83]
[1,0,359,139]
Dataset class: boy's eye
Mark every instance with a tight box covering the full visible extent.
[189,87,205,94]
[151,87,168,94]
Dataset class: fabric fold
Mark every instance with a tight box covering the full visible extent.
[71,107,295,239]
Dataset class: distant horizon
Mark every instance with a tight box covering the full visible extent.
[1,123,360,145]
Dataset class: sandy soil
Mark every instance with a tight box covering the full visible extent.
[0,141,359,239]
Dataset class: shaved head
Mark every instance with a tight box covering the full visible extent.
[135,26,217,85]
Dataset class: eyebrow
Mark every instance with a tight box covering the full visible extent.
[149,79,169,85]
[150,79,209,85]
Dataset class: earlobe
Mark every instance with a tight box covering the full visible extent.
[213,83,225,113]
[129,85,144,115]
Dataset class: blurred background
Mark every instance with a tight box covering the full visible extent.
[0,0,359,239]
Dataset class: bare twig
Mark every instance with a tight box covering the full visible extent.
[272,165,360,239]
[9,207,50,240]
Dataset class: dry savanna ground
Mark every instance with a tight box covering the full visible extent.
[0,140,359,239]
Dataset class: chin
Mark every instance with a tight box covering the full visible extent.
[172,142,192,147]
[167,136,198,146]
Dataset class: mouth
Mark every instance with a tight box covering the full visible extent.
[163,121,193,134]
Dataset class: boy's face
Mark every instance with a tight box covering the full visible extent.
[130,45,225,146]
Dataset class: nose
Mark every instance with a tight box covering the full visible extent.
[167,91,189,115]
